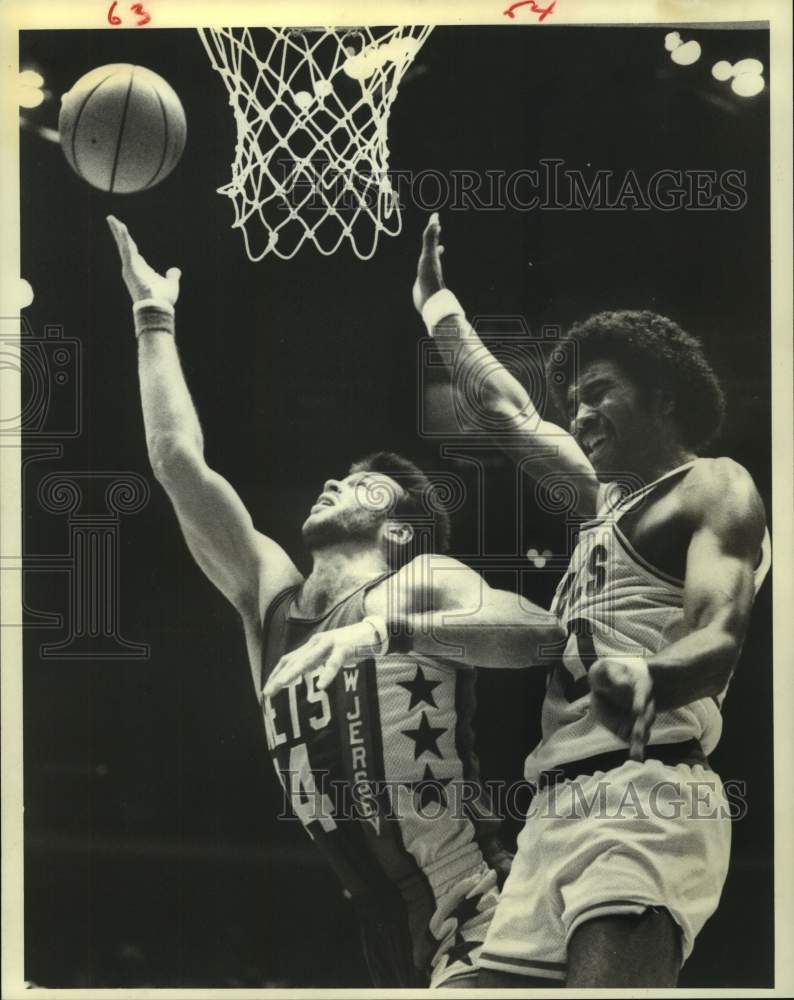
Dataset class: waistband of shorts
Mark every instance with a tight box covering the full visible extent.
[537,738,709,790]
[418,839,487,897]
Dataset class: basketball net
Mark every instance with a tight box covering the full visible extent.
[197,26,433,260]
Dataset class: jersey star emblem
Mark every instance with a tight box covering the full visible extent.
[445,931,479,967]
[450,891,484,929]
[401,711,446,760]
[397,665,442,710]
[412,763,452,809]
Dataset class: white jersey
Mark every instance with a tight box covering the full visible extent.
[525,462,771,783]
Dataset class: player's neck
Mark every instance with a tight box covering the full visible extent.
[627,442,697,486]
[300,544,389,618]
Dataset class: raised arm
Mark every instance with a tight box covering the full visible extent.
[413,214,600,517]
[107,215,301,618]
[588,458,767,759]
[263,553,565,696]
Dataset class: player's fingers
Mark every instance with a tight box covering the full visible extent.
[588,692,619,732]
[642,697,657,742]
[588,662,606,690]
[316,648,346,690]
[166,267,181,281]
[115,217,139,256]
[627,679,650,759]
[629,714,645,761]
[629,698,655,761]
[264,652,310,695]
[106,215,133,267]
[262,656,290,696]
[588,660,615,696]
[422,212,440,252]
[285,640,334,687]
[631,669,653,719]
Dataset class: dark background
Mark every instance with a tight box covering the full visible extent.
[20,24,772,988]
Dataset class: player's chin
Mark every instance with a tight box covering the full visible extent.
[300,512,320,536]
[301,508,338,541]
[592,456,623,483]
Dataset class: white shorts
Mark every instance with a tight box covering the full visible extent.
[480,760,731,982]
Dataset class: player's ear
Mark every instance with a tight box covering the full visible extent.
[384,521,414,548]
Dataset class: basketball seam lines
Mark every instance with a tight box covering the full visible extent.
[69,71,119,181]
[144,87,171,191]
[109,67,136,194]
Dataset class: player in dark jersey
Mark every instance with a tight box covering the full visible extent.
[411,214,770,986]
[107,216,564,987]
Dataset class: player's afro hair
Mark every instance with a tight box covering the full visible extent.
[548,310,726,451]
[349,451,452,568]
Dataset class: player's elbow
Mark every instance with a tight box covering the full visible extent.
[703,626,743,693]
[715,628,743,672]
[147,432,204,485]
[531,617,567,662]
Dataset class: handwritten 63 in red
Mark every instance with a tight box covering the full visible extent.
[108,2,152,26]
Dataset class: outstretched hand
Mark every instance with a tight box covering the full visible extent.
[588,656,656,761]
[107,215,181,306]
[412,212,446,314]
[262,620,382,698]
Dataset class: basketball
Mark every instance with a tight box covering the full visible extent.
[58,64,186,194]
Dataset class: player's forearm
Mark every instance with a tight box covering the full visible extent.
[383,601,563,669]
[431,310,537,421]
[134,305,204,470]
[647,625,741,710]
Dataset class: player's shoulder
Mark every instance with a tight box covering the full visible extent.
[680,457,766,538]
[682,456,759,505]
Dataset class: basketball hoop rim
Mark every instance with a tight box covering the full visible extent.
[284,26,368,34]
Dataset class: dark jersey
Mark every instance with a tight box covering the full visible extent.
[259,573,502,987]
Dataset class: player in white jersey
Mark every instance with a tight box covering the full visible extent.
[412,214,771,986]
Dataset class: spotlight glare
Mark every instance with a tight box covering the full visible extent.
[17,278,34,310]
[19,69,44,88]
[19,86,45,109]
[731,73,765,98]
[712,60,734,81]
[733,58,764,77]
[671,40,702,66]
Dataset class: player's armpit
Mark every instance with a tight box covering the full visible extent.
[153,437,301,614]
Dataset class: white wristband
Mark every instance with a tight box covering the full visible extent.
[133,297,175,317]
[361,615,389,656]
[421,289,464,335]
